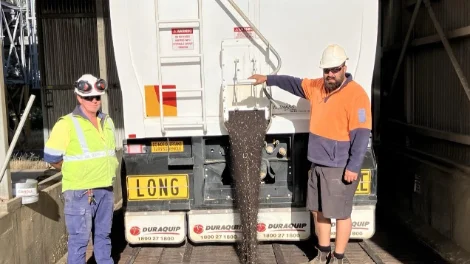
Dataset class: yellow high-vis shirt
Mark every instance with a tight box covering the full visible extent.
[44,106,119,192]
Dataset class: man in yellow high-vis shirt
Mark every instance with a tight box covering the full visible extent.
[44,74,119,264]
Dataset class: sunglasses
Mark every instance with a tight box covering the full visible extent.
[81,95,101,101]
[323,65,344,74]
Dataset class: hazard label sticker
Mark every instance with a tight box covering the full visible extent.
[234,27,256,39]
[172,28,194,50]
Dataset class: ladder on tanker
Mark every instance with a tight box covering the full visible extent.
[155,0,207,134]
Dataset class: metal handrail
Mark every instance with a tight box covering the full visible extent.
[226,0,282,110]
[226,0,282,76]
[225,0,283,131]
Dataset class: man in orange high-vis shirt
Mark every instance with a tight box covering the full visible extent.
[249,44,372,264]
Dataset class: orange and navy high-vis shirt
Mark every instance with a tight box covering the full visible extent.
[266,73,372,173]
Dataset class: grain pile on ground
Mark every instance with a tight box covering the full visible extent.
[225,110,268,264]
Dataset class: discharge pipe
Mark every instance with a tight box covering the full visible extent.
[0,94,36,183]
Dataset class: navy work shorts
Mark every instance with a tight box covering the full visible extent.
[306,164,360,219]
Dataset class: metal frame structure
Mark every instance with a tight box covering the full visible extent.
[0,0,38,200]
[1,0,39,89]
[0,0,39,132]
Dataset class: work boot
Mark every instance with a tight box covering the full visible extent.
[300,249,330,264]
[329,255,344,264]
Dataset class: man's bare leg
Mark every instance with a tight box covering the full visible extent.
[312,211,331,247]
[334,217,352,255]
[301,212,331,263]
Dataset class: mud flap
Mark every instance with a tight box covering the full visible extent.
[124,211,186,244]
[187,207,311,243]
[330,205,376,240]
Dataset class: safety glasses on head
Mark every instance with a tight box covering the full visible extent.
[74,78,108,94]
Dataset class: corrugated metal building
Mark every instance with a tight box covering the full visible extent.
[37,0,124,145]
[379,0,470,253]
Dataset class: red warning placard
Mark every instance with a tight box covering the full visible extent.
[234,27,255,39]
[172,28,194,50]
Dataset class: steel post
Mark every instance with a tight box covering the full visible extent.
[0,36,12,200]
[96,0,109,114]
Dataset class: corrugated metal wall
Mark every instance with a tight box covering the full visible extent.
[379,0,470,252]
[37,0,124,146]
[381,0,470,165]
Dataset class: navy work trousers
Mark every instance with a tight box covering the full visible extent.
[63,188,114,264]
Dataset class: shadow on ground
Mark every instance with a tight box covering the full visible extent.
[366,203,449,263]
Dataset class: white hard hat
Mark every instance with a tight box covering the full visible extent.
[74,74,108,97]
[319,44,349,69]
